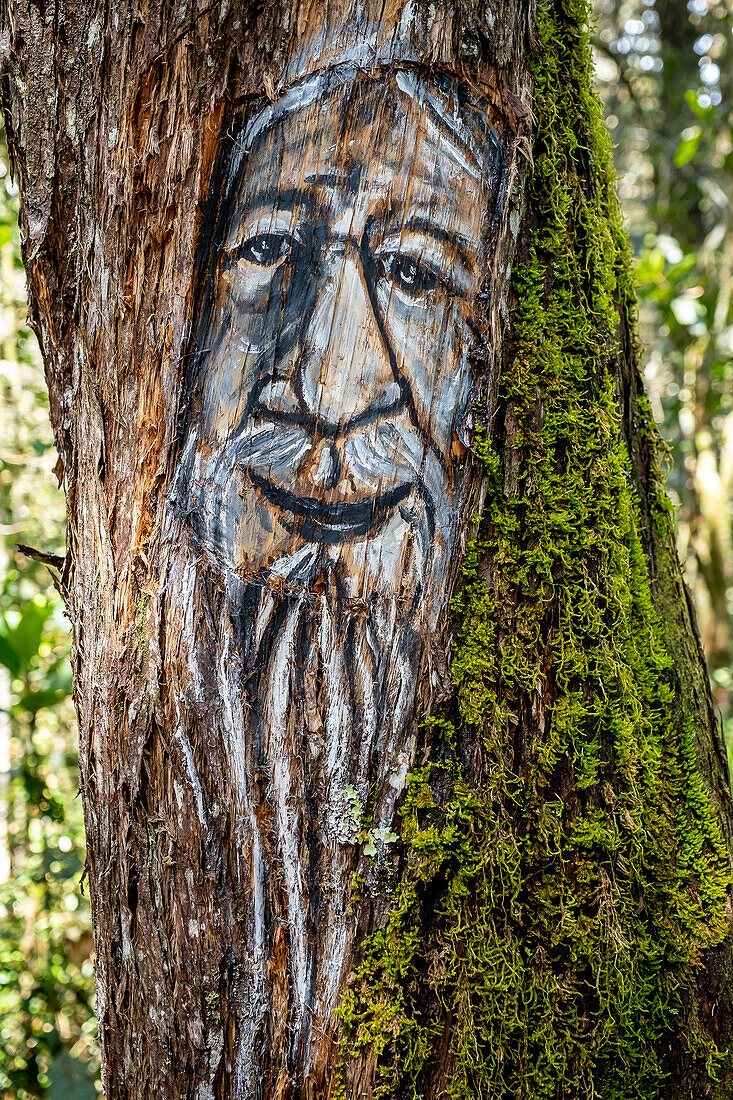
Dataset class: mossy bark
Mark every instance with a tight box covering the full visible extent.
[338,6,733,1098]
[1,0,732,1097]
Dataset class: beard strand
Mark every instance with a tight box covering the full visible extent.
[260,595,312,1030]
[162,491,432,1084]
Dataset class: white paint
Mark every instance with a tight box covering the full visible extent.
[217,629,267,978]
[263,601,309,1020]
[267,544,318,582]
[174,723,207,828]
[215,625,267,1089]
[320,595,350,841]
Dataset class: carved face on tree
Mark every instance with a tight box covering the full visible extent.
[169,67,504,1072]
[179,69,502,628]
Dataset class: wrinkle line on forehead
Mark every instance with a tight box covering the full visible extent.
[236,67,503,192]
[231,174,358,220]
[241,73,324,152]
[395,71,501,186]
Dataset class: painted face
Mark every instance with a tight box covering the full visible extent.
[166,74,505,1068]
[182,73,499,621]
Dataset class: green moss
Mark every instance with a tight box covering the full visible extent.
[336,0,731,1096]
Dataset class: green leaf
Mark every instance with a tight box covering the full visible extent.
[46,664,73,693]
[0,632,20,676]
[684,88,717,120]
[7,600,53,669]
[16,688,68,716]
[0,222,12,248]
[674,128,702,168]
[665,255,697,284]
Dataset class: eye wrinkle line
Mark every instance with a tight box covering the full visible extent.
[227,186,317,239]
[398,216,476,272]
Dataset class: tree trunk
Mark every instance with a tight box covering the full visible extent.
[2,0,732,1097]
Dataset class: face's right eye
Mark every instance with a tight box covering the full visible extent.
[231,232,295,267]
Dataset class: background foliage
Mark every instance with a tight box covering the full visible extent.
[0,0,731,1094]
[0,126,98,1097]
[594,0,733,758]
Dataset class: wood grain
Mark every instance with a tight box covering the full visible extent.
[1,2,532,1095]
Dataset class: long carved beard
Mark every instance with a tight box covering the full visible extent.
[163,517,430,1091]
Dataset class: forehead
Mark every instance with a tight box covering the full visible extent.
[235,75,494,224]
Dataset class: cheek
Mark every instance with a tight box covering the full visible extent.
[384,299,474,454]
[200,346,258,443]
[220,263,314,364]
[198,294,281,443]
[384,297,468,401]
[220,265,287,343]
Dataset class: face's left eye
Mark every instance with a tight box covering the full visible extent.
[380,252,440,299]
[234,232,295,266]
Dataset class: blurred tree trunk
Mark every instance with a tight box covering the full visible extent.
[2,1,733,1098]
[654,0,733,679]
[653,0,705,243]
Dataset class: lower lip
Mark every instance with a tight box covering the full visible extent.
[248,472,413,539]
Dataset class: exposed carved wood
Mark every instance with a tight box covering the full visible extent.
[0,2,532,1094]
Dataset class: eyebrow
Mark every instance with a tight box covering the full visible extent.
[231,181,480,270]
[228,185,317,222]
[395,216,478,271]
[233,171,355,220]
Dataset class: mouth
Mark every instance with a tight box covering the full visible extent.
[249,471,414,542]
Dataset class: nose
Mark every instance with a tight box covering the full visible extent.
[295,251,401,430]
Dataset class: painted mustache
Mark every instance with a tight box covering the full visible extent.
[221,404,447,498]
[181,401,448,557]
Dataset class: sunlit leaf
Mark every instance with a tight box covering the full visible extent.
[665,255,697,284]
[6,600,53,668]
[674,127,703,168]
[684,88,717,121]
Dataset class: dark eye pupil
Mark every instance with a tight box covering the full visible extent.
[390,254,437,296]
[242,233,290,265]
[396,257,418,286]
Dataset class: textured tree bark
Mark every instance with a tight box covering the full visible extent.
[1,1,732,1098]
